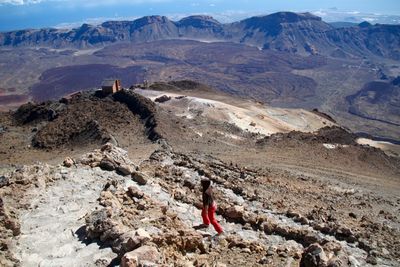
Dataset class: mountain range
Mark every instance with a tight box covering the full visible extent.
[1,12,399,59]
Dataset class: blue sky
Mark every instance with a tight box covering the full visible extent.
[0,0,399,31]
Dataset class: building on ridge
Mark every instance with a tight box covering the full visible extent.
[102,79,121,94]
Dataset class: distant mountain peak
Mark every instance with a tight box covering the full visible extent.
[136,15,170,24]
[179,15,219,22]
[265,11,322,23]
[183,15,212,19]
[80,23,92,28]
[178,15,221,28]
[239,11,326,32]
[358,21,372,28]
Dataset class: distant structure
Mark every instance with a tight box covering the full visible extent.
[131,79,150,90]
[102,79,121,94]
[143,79,149,88]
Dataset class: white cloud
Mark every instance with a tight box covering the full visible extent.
[0,0,42,4]
[361,17,377,22]
[313,10,327,17]
[54,15,139,29]
[310,9,400,24]
[0,0,172,5]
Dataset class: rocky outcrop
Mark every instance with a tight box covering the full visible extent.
[13,101,65,125]
[26,94,144,149]
[113,90,156,120]
[113,90,162,141]
[80,143,137,173]
[257,126,358,146]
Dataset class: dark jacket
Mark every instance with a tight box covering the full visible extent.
[202,185,214,207]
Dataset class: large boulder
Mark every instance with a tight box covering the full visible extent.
[132,171,149,185]
[224,205,245,223]
[152,230,205,253]
[300,243,328,267]
[117,164,135,176]
[121,246,160,267]
[85,209,117,241]
[99,157,116,171]
[113,228,151,255]
[154,95,171,103]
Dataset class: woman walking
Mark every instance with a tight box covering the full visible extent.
[200,179,223,235]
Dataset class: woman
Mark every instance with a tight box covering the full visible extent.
[200,179,223,235]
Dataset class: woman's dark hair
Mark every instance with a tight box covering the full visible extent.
[201,179,211,191]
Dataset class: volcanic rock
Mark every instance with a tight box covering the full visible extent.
[224,205,245,222]
[114,229,151,255]
[127,186,145,199]
[300,243,328,267]
[154,95,171,103]
[63,157,74,167]
[132,171,149,185]
[0,176,9,188]
[121,246,160,267]
[100,157,116,171]
[117,164,135,176]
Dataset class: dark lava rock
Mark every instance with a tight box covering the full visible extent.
[0,126,7,134]
[300,243,328,267]
[13,102,64,124]
[366,255,378,265]
[132,171,148,185]
[154,95,171,103]
[113,90,156,119]
[349,212,357,219]
[183,179,196,189]
[99,158,116,171]
[0,176,9,188]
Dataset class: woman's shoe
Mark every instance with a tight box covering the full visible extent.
[193,223,209,230]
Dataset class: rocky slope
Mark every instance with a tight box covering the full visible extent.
[1,12,399,59]
[1,86,400,266]
[2,141,399,266]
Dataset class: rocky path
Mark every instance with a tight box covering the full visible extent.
[124,179,306,266]
[7,144,398,266]
[133,153,376,267]
[12,166,117,267]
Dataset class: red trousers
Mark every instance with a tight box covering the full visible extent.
[202,204,223,234]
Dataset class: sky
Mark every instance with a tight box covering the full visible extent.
[0,0,399,31]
